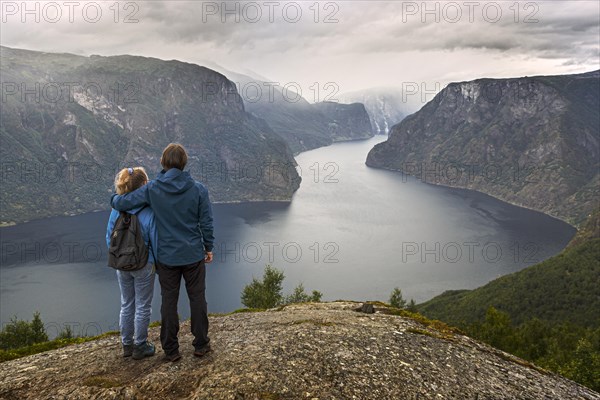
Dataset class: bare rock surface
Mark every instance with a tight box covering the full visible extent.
[0,302,598,400]
[366,71,600,226]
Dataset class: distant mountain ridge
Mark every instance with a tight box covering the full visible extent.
[367,70,600,226]
[208,67,374,154]
[339,88,415,135]
[0,46,300,224]
[312,101,373,142]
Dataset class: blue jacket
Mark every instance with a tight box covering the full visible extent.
[110,168,215,266]
[105,206,158,265]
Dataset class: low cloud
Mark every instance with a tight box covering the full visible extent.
[1,1,598,96]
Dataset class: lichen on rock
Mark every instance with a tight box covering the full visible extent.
[0,302,598,400]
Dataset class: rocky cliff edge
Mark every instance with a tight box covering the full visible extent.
[1,302,598,400]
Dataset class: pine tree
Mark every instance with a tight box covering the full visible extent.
[389,287,407,309]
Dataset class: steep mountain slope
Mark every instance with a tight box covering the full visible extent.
[1,302,598,400]
[312,101,373,142]
[0,46,300,224]
[366,71,600,225]
[212,68,374,154]
[339,88,414,135]
[418,209,600,328]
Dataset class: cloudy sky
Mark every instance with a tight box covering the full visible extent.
[1,0,599,105]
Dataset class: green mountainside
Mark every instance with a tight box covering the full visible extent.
[418,210,600,390]
[418,235,600,328]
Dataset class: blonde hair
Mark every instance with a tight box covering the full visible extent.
[114,167,149,195]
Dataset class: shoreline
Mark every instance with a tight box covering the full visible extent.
[291,133,378,156]
[1,134,579,234]
[364,163,580,231]
[0,198,295,229]
[1,136,379,228]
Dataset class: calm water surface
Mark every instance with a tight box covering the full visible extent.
[0,137,576,336]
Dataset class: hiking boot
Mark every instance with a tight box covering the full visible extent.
[194,344,211,358]
[132,342,155,360]
[164,352,182,362]
[123,344,133,358]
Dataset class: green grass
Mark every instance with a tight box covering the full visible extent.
[363,301,464,337]
[405,327,446,340]
[0,331,119,363]
[229,307,266,314]
[208,307,268,317]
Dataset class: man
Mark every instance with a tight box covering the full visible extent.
[111,143,214,362]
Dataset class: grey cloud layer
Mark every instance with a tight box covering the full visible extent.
[1,0,598,93]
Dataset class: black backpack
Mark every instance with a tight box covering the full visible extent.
[108,210,149,271]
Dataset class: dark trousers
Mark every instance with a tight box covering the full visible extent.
[156,260,209,356]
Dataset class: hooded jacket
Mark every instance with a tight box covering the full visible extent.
[110,168,215,266]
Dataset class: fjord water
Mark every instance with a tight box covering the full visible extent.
[0,136,575,336]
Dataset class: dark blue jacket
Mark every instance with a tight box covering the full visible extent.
[110,168,215,266]
[106,206,158,265]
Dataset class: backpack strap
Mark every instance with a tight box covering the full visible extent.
[130,206,154,261]
[119,211,131,225]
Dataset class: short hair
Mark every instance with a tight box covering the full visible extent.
[161,143,188,170]
[114,167,149,195]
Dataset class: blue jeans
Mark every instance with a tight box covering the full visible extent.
[116,263,155,346]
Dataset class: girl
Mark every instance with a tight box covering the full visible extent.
[106,167,158,360]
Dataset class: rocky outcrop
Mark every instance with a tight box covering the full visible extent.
[0,46,300,224]
[312,101,373,142]
[366,71,600,226]
[339,88,413,135]
[0,302,597,400]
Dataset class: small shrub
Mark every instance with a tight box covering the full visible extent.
[57,325,74,340]
[0,312,48,350]
[284,283,323,304]
[241,265,285,309]
[241,265,323,309]
[406,299,418,313]
[389,287,407,309]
